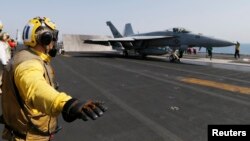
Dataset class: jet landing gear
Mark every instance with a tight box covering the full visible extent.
[169,54,180,63]
[169,49,184,63]
[123,50,129,57]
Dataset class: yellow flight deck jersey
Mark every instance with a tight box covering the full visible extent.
[2,48,71,139]
[14,49,71,115]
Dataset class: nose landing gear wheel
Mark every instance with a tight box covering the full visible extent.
[169,55,180,63]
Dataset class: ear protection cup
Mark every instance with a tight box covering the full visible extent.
[37,31,53,46]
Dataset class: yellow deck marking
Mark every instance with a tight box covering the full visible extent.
[61,54,71,57]
[180,77,250,95]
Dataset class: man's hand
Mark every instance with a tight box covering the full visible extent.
[62,98,107,122]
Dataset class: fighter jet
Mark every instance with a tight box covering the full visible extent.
[85,21,235,62]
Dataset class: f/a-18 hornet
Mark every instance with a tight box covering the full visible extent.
[85,21,235,62]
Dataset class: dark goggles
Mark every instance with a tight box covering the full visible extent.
[52,30,59,41]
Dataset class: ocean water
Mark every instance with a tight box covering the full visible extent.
[197,44,250,55]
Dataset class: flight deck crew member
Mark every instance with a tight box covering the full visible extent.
[207,47,213,60]
[1,17,107,141]
[0,32,11,61]
[0,20,3,33]
[234,41,240,59]
[8,38,17,57]
[0,21,8,95]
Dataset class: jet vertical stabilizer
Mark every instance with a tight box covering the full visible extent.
[106,21,123,38]
[124,23,134,37]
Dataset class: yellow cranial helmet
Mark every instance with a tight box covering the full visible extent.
[0,20,3,32]
[22,17,58,47]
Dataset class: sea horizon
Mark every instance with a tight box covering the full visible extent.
[196,43,250,55]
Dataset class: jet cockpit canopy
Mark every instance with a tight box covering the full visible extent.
[170,27,190,33]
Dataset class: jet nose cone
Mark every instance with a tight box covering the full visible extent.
[226,40,236,46]
[213,39,236,47]
[224,41,235,46]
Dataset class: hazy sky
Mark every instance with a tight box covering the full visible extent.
[1,0,250,43]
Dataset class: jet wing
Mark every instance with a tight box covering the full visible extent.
[88,35,174,41]
[84,35,175,45]
[131,35,175,40]
[87,37,134,42]
[84,37,134,46]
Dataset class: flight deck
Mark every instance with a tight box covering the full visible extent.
[47,53,250,141]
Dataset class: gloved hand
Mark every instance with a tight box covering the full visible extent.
[62,98,107,122]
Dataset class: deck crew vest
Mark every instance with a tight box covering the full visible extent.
[1,49,57,136]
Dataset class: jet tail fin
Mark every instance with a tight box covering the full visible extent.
[106,21,123,38]
[123,23,134,37]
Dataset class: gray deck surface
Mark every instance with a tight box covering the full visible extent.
[50,53,250,141]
